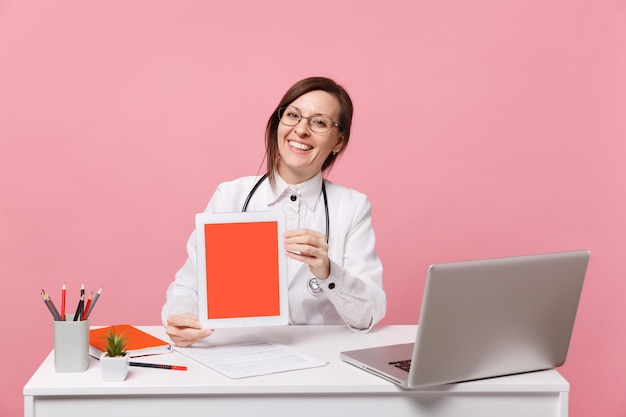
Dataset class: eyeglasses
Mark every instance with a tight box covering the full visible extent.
[277,107,343,133]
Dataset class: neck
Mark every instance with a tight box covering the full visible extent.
[277,165,319,185]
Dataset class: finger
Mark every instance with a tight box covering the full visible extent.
[286,238,328,256]
[170,334,198,348]
[283,229,305,238]
[285,250,330,279]
[167,327,213,347]
[284,235,324,252]
[285,245,316,259]
[284,228,325,240]
[167,313,201,329]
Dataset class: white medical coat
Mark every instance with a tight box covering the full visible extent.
[161,172,386,331]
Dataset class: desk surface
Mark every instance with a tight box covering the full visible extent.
[25,325,569,394]
[24,325,570,417]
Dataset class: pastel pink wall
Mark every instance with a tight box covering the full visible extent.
[1,1,624,416]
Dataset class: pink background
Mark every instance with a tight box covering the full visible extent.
[1,1,624,416]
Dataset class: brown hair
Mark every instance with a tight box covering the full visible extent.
[264,76,353,186]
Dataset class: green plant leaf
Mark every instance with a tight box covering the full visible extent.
[102,327,128,357]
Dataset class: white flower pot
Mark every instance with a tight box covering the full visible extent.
[100,353,130,381]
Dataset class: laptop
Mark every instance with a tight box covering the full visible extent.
[341,250,589,388]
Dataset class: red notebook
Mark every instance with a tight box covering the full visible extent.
[89,324,172,358]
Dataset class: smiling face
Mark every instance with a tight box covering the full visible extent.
[276,90,344,184]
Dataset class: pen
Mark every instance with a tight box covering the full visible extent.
[87,287,102,318]
[61,283,66,321]
[41,290,62,321]
[129,362,187,371]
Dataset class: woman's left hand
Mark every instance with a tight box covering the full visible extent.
[284,228,330,279]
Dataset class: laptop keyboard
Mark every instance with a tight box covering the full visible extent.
[389,359,411,372]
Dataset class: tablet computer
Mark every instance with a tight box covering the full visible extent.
[195,211,289,329]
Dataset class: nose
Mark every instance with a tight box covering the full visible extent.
[294,116,311,135]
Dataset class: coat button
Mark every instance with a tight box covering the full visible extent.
[290,194,297,201]
[328,283,335,290]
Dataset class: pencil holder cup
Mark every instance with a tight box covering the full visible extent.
[53,317,90,372]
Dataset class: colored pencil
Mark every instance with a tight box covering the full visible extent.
[129,362,187,371]
[41,290,62,321]
[42,289,62,321]
[86,287,102,318]
[79,282,85,318]
[61,283,66,321]
[73,294,84,321]
[82,292,93,320]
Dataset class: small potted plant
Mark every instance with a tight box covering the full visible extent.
[100,327,130,381]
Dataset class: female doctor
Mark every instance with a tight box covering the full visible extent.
[162,76,386,347]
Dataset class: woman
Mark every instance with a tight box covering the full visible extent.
[162,76,386,347]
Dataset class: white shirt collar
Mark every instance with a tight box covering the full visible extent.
[268,172,323,210]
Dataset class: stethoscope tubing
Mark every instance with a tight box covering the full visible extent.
[242,173,329,295]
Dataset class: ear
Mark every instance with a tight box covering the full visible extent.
[332,134,344,154]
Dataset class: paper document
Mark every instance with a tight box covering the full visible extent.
[175,339,327,379]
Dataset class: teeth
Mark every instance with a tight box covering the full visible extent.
[289,141,312,151]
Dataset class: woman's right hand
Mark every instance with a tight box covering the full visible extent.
[165,313,214,347]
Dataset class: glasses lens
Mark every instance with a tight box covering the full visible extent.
[278,107,335,133]
[279,108,300,126]
[309,116,332,133]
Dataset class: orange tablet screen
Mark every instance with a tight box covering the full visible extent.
[202,221,280,319]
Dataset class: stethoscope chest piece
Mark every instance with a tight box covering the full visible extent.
[308,277,323,296]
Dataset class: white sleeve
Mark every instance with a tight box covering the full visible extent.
[160,185,230,326]
[160,233,200,326]
[318,195,386,331]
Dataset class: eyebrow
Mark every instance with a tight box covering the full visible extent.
[286,105,333,118]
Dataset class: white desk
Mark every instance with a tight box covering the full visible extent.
[24,325,569,417]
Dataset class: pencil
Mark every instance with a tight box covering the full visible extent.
[86,287,102,318]
[41,290,62,321]
[61,283,66,321]
[42,289,62,321]
[73,293,84,321]
[82,292,93,320]
[43,290,62,321]
[79,282,85,318]
[129,362,187,371]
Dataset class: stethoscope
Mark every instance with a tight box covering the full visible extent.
[242,173,329,296]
